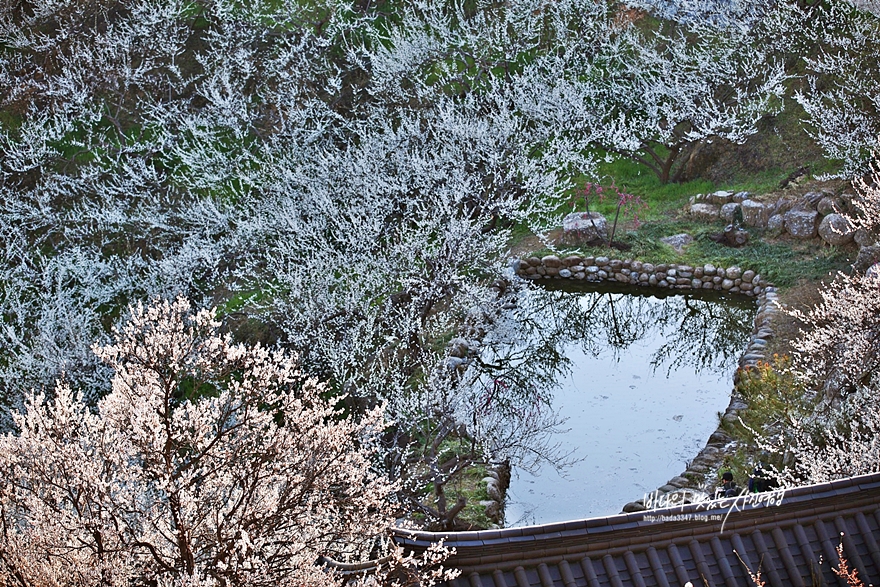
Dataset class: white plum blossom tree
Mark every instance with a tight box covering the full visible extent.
[756,156,880,486]
[371,0,787,184]
[0,0,596,529]
[504,3,787,183]
[0,0,585,403]
[792,0,880,177]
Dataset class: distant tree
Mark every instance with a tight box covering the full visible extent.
[792,0,880,177]
[511,7,787,183]
[0,297,455,586]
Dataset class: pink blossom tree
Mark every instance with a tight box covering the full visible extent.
[0,297,453,586]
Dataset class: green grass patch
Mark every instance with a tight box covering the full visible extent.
[566,155,716,222]
[0,110,22,133]
[448,463,496,530]
[216,289,272,315]
[631,222,854,287]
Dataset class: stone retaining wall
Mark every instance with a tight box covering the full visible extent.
[515,254,770,296]
[688,189,864,246]
[479,461,511,527]
[513,254,780,514]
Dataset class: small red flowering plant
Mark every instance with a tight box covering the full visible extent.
[570,181,647,246]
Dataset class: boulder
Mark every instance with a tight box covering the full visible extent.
[817,196,843,216]
[798,191,825,210]
[741,199,770,227]
[481,500,502,520]
[709,224,748,247]
[622,501,647,513]
[767,214,784,236]
[689,202,720,221]
[667,476,692,489]
[661,233,694,253]
[733,191,750,203]
[818,213,855,246]
[784,209,819,239]
[771,198,796,216]
[709,190,734,205]
[448,338,469,358]
[445,356,465,371]
[855,245,880,273]
[562,212,607,243]
[541,255,562,268]
[720,202,741,223]
[855,229,875,247]
[485,478,503,502]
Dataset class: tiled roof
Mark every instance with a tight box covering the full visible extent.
[392,472,880,587]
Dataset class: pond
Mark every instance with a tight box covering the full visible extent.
[476,282,756,527]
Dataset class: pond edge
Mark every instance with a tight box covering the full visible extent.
[510,254,779,515]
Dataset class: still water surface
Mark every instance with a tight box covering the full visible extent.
[485,283,756,526]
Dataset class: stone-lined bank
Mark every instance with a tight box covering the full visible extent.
[515,255,770,296]
[513,254,781,513]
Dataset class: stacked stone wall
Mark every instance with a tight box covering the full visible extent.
[516,254,769,296]
[686,189,864,245]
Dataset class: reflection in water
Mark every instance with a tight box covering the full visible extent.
[473,282,755,526]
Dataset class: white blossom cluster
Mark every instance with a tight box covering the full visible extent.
[551,19,786,183]
[376,0,788,184]
[791,1,880,177]
[0,0,574,407]
[627,0,768,29]
[756,157,880,485]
